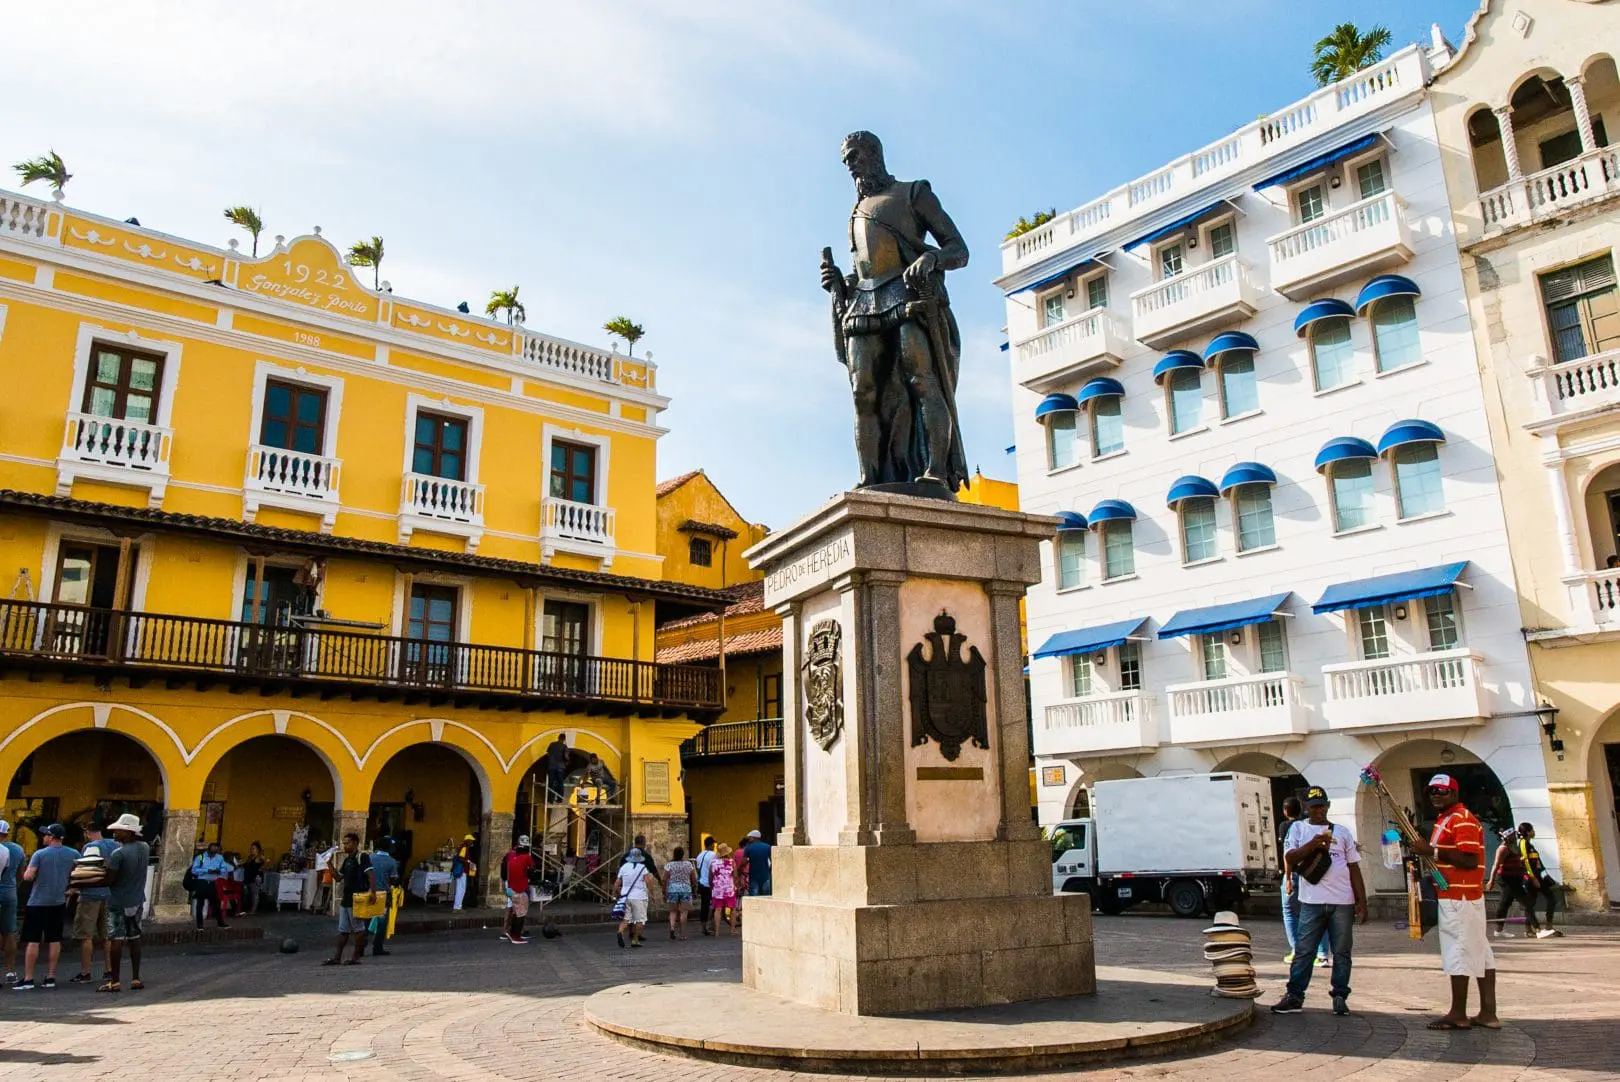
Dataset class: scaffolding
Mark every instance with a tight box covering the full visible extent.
[527,772,632,903]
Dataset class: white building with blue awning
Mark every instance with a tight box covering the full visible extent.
[998,41,1556,892]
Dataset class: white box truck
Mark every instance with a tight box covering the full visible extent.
[1049,772,1279,918]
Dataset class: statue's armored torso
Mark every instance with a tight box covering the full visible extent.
[848,181,926,319]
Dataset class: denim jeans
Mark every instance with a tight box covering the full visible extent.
[1283,874,1332,958]
[1285,902,1355,1001]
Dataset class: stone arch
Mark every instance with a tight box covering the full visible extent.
[1584,705,1620,905]
[185,709,356,809]
[1572,457,1620,570]
[1464,103,1507,191]
[509,725,623,796]
[0,701,183,803]
[1580,53,1617,83]
[0,714,170,849]
[1505,65,1569,109]
[354,718,502,814]
[1215,751,1309,821]
[1356,737,1515,894]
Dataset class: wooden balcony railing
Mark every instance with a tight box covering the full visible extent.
[681,717,785,759]
[0,600,722,712]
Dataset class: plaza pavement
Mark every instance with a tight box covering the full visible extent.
[0,914,1616,1080]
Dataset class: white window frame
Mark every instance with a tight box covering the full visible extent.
[1165,367,1204,436]
[401,393,484,486]
[1230,483,1277,553]
[1202,216,1237,261]
[39,523,154,614]
[1082,271,1109,313]
[536,587,606,659]
[1067,653,1093,698]
[1308,317,1357,393]
[1423,591,1464,651]
[248,359,345,459]
[1117,641,1143,691]
[1354,605,1391,660]
[1255,618,1289,673]
[230,552,325,626]
[390,570,475,644]
[1054,531,1087,592]
[1088,396,1125,459]
[1157,240,1185,280]
[1326,458,1377,533]
[1046,411,1081,472]
[67,323,185,432]
[1215,351,1260,420]
[1345,149,1391,201]
[1291,179,1328,224]
[1040,287,1067,329]
[541,423,612,507]
[1369,295,1423,375]
[1198,633,1228,681]
[1101,521,1135,581]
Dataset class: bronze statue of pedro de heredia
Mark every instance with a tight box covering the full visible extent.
[820,131,969,498]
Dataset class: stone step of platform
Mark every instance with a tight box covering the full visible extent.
[585,966,1253,1076]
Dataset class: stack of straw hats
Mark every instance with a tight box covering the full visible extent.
[1202,910,1258,998]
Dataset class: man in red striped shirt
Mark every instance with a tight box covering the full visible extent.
[1409,773,1499,1030]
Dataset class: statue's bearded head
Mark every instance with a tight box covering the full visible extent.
[841,131,894,198]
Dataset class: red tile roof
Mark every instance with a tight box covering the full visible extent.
[656,469,704,497]
[658,580,765,630]
[655,625,782,665]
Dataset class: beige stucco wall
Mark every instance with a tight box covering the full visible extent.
[1429,0,1620,907]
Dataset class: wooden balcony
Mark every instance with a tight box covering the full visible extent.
[0,599,722,716]
[680,717,784,760]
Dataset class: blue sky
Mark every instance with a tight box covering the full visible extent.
[2,1,1483,528]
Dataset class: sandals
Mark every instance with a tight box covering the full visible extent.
[321,958,343,967]
[97,981,120,993]
[129,979,144,991]
[1426,1018,1471,1030]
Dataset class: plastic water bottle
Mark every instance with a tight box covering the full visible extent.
[1381,828,1403,870]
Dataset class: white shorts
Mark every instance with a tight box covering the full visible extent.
[623,897,648,925]
[1437,897,1496,978]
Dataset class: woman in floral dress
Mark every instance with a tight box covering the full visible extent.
[708,843,739,935]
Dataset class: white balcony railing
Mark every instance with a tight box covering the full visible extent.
[1528,347,1620,425]
[541,496,616,564]
[1000,47,1424,275]
[1013,309,1129,390]
[245,443,339,498]
[1130,254,1259,348]
[1266,190,1413,299]
[1569,568,1620,629]
[401,473,484,525]
[1479,147,1620,235]
[55,412,172,506]
[520,332,657,392]
[60,413,171,473]
[1166,671,1308,747]
[1038,691,1158,756]
[1321,648,1488,732]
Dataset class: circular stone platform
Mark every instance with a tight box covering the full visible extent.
[584,965,1253,1075]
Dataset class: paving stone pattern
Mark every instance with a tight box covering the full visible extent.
[0,916,1616,1080]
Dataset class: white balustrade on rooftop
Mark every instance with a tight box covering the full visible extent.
[401,473,484,524]
[1013,308,1128,389]
[1530,347,1620,423]
[1321,649,1487,732]
[61,413,171,473]
[1130,253,1259,348]
[998,47,1423,275]
[521,333,615,382]
[0,194,53,241]
[1038,692,1158,756]
[246,444,341,500]
[1479,146,1620,235]
[1165,671,1307,746]
[1266,190,1413,299]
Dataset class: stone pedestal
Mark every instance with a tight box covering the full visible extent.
[741,491,1093,1016]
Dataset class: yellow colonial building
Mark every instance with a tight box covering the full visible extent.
[0,188,726,913]
[1428,0,1620,907]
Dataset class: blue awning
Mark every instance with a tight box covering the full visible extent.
[1153,350,1205,383]
[999,341,1009,352]
[1311,562,1469,615]
[1219,461,1278,493]
[1123,201,1230,251]
[1033,617,1150,660]
[1355,274,1421,315]
[1054,510,1088,532]
[1252,133,1382,191]
[1035,392,1080,421]
[1166,474,1220,506]
[1376,419,1446,455]
[1294,298,1356,337]
[1076,377,1126,405]
[1159,593,1292,639]
[1088,499,1137,526]
[1314,436,1378,472]
[1009,258,1103,297]
[1203,331,1259,361]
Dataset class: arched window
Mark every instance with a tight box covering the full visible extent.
[1232,483,1276,551]
[1167,368,1202,434]
[1371,296,1422,372]
[1217,352,1259,418]
[1180,497,1218,563]
[1392,443,1444,518]
[1328,458,1376,531]
[1047,410,1079,470]
[1055,530,1086,590]
[1101,522,1135,580]
[1309,318,1356,391]
[1090,396,1124,457]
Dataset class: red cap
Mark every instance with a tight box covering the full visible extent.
[1427,773,1459,793]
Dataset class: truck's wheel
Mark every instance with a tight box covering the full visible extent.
[1166,879,1205,918]
[1094,892,1123,916]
